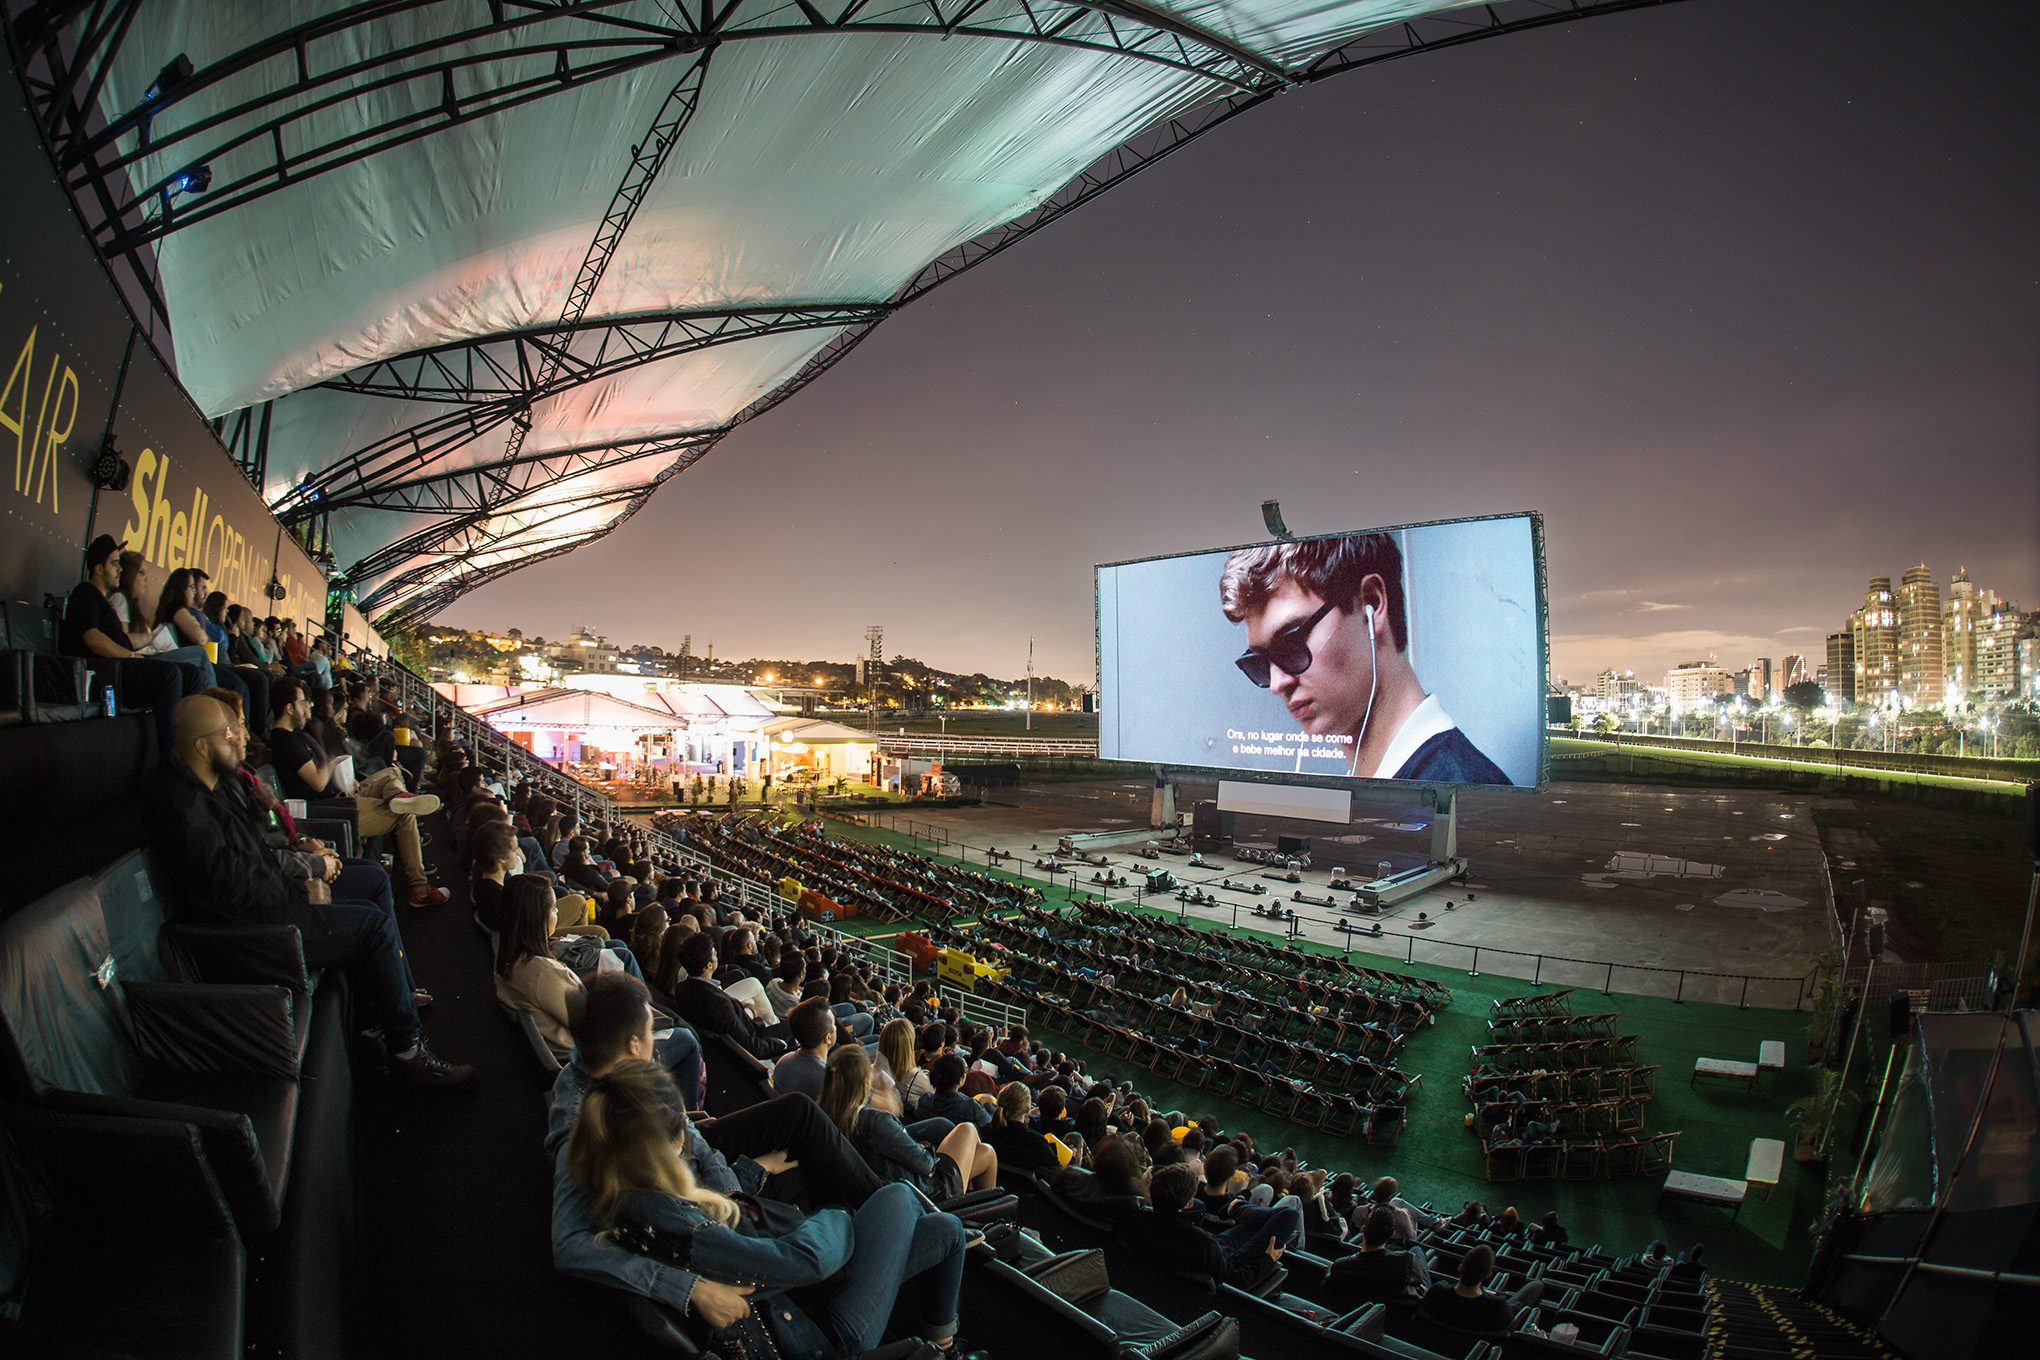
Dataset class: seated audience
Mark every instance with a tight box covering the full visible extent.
[566,1059,985,1359]
[672,933,790,1059]
[60,536,198,754]
[268,677,449,906]
[145,695,471,1088]
[1420,1245,1542,1336]
[1125,1162,1285,1291]
[1324,1207,1431,1307]
[917,1053,991,1129]
[820,1044,998,1200]
[984,1083,1067,1175]
[771,999,837,1102]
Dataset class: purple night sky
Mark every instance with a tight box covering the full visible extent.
[445,0,2039,686]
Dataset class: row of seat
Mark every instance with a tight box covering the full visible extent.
[0,841,354,1360]
[1483,1134,1683,1183]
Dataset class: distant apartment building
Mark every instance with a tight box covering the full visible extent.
[1851,578,1899,706]
[1665,659,1731,715]
[1595,668,1643,707]
[1974,604,2031,700]
[1943,568,1982,697]
[1751,657,1772,701]
[1780,653,1808,689]
[1897,563,1944,705]
[1825,631,1856,705]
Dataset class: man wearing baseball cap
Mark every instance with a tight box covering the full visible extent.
[61,534,202,755]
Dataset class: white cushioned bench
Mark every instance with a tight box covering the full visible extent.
[1660,1169,1747,1218]
[1746,1137,1785,1197]
[1691,1057,1759,1088]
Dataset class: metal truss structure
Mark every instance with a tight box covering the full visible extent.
[12,0,1687,620]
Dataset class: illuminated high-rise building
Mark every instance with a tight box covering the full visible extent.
[1751,657,1772,701]
[1974,601,2026,700]
[1665,659,1731,715]
[1850,578,1898,705]
[1897,563,1944,706]
[1943,568,1984,699]
[1825,633,1854,703]
[1780,653,1808,689]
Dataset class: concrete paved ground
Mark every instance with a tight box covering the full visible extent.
[862,777,1835,1007]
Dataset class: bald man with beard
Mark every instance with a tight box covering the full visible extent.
[146,696,474,1090]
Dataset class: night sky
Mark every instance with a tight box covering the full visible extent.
[447,0,2039,688]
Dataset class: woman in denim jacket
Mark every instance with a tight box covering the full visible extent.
[820,1045,1000,1198]
[569,1060,984,1360]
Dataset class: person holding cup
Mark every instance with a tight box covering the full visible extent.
[202,589,271,728]
[153,568,238,713]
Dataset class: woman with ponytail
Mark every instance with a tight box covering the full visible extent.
[819,1044,996,1198]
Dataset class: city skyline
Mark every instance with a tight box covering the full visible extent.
[436,0,2037,688]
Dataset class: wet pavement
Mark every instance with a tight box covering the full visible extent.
[856,777,1834,1007]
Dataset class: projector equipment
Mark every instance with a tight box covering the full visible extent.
[1278,835,1310,855]
[1145,869,1174,893]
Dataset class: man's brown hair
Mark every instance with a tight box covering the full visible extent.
[1218,532,1407,651]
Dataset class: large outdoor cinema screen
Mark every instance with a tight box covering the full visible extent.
[1097,513,1546,790]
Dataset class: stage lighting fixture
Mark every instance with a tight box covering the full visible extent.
[150,54,195,98]
[170,163,212,195]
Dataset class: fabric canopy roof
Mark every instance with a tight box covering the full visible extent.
[50,0,1612,616]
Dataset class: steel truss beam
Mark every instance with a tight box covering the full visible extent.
[342,427,718,580]
[22,0,1289,260]
[356,430,709,611]
[272,302,887,520]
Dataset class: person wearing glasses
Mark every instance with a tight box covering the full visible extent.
[1219,533,1509,785]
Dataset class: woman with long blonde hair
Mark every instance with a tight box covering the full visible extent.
[568,1059,984,1358]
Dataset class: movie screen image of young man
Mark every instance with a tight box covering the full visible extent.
[1096,515,1542,789]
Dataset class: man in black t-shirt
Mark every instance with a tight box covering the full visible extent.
[269,676,448,907]
[1419,1244,1540,1337]
[59,534,197,754]
[1324,1206,1430,1309]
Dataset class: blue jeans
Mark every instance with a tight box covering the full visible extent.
[330,859,416,992]
[818,1183,965,1351]
[1221,1200,1303,1264]
[833,1003,874,1038]
[301,897,421,1053]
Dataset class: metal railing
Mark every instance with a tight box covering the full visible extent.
[874,733,1100,756]
[1069,888,1823,1010]
[940,983,1025,1033]
[1550,727,2040,784]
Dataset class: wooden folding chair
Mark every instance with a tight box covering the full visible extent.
[1602,1138,1645,1178]
[1484,1144,1526,1182]
[1627,1065,1660,1101]
[1642,1132,1679,1178]
[1563,1138,1604,1181]
[1365,1105,1407,1146]
[1615,1099,1646,1134]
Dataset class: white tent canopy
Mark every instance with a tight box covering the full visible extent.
[40,0,1616,615]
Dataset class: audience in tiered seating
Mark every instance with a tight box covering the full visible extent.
[145,694,473,1087]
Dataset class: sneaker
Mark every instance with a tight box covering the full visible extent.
[390,1040,476,1090]
[409,885,450,907]
[389,793,442,816]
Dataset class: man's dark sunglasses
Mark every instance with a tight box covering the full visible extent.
[1235,599,1339,688]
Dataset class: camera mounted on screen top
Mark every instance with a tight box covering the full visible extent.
[1261,499,1294,541]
